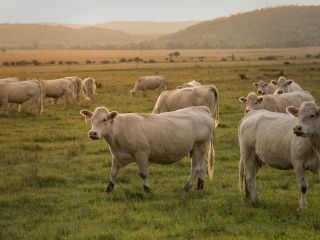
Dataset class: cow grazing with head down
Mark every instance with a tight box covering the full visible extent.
[80,106,214,193]
[130,75,165,97]
[0,79,43,116]
[253,80,277,95]
[82,77,97,100]
[272,76,303,94]
[239,91,314,114]
[177,80,201,89]
[239,101,320,208]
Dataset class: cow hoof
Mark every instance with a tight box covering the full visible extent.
[143,185,151,193]
[183,184,191,192]
[105,182,114,193]
[197,178,204,190]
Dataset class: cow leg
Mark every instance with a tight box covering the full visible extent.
[52,98,58,105]
[294,165,308,208]
[28,96,38,114]
[184,145,203,192]
[2,98,9,116]
[135,152,150,193]
[197,157,207,190]
[142,89,147,97]
[106,157,121,193]
[242,152,258,201]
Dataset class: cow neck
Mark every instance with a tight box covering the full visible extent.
[103,125,116,148]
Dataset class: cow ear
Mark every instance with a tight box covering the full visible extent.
[253,82,258,87]
[108,111,118,121]
[239,97,247,103]
[257,96,263,103]
[286,106,299,117]
[263,82,268,87]
[80,109,93,122]
[271,80,278,85]
[285,80,293,86]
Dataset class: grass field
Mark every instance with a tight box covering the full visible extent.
[0,58,320,239]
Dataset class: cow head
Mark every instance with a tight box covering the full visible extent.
[274,76,293,94]
[253,80,269,95]
[239,92,263,113]
[80,107,118,140]
[287,102,320,138]
[130,89,136,96]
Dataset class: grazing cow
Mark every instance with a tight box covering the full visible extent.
[253,80,276,95]
[42,78,77,108]
[239,91,314,114]
[66,76,82,102]
[239,101,320,208]
[80,106,214,193]
[130,75,165,97]
[0,80,43,116]
[177,80,201,89]
[0,77,20,84]
[82,77,96,100]
[272,76,303,94]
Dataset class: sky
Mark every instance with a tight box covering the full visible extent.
[0,0,319,24]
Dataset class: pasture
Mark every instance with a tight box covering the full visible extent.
[0,57,320,239]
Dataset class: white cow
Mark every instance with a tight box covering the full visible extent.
[82,77,96,100]
[130,75,165,97]
[66,76,82,102]
[239,101,320,208]
[177,80,201,89]
[42,78,77,108]
[253,80,277,95]
[0,80,43,116]
[239,91,314,114]
[80,106,214,193]
[272,76,303,94]
[0,77,20,84]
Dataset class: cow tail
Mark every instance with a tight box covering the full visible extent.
[207,127,215,180]
[209,85,220,128]
[239,159,245,199]
[36,80,44,116]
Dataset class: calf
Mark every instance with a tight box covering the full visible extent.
[177,80,201,89]
[253,80,276,95]
[272,76,303,94]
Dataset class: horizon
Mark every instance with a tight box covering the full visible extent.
[0,0,319,25]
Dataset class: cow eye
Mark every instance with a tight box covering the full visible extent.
[310,114,315,118]
[103,118,107,122]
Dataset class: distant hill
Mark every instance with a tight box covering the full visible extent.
[150,6,320,49]
[94,21,200,35]
[0,24,151,49]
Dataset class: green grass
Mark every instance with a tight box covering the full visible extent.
[0,63,320,239]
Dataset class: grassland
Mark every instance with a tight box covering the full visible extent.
[0,56,320,239]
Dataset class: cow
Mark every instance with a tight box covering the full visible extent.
[239,101,320,208]
[80,106,214,193]
[130,75,165,97]
[82,77,96,100]
[0,79,43,116]
[66,76,82,102]
[42,78,77,108]
[239,91,314,114]
[0,77,20,84]
[253,80,277,95]
[272,76,303,94]
[177,80,201,89]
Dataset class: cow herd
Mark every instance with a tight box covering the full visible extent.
[0,76,97,116]
[1,73,319,208]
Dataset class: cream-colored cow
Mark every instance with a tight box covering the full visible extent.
[239,91,314,114]
[130,75,165,97]
[0,80,43,116]
[0,77,20,84]
[272,76,303,94]
[239,102,320,208]
[80,106,214,193]
[42,78,77,108]
[66,76,82,102]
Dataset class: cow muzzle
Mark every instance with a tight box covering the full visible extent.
[293,125,305,137]
[257,90,263,95]
[88,131,99,140]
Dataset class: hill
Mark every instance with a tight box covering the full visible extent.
[150,6,320,49]
[0,24,151,49]
[94,21,200,35]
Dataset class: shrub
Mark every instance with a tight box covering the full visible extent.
[96,82,103,89]
[86,59,93,64]
[119,58,127,63]
[100,60,111,64]
[32,60,41,66]
[305,54,312,58]
[148,59,156,63]
[284,61,290,65]
[221,58,227,61]
[239,73,248,80]
[2,61,10,66]
[258,55,277,61]
[58,61,64,65]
